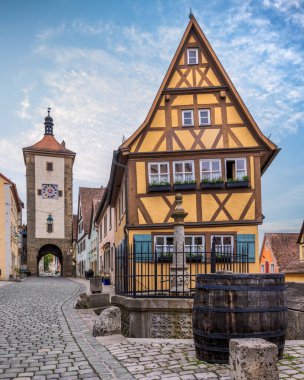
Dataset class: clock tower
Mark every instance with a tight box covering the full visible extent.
[23,109,76,276]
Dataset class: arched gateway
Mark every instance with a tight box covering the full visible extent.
[23,110,76,277]
[37,244,63,276]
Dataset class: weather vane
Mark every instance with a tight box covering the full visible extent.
[47,107,51,116]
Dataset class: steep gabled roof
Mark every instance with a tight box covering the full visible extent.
[297,221,304,244]
[0,172,23,213]
[78,187,105,234]
[88,198,101,238]
[120,15,278,173]
[264,233,304,273]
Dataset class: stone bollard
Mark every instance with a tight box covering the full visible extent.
[229,338,279,380]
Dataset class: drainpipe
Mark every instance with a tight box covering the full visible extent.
[113,160,129,249]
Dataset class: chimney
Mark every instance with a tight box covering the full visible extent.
[61,140,65,148]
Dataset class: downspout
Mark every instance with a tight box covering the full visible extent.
[113,160,129,249]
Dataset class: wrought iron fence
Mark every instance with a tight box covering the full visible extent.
[115,241,251,298]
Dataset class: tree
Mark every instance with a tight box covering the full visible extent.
[43,254,54,271]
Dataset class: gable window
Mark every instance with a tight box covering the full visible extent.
[261,264,265,273]
[46,162,53,171]
[148,162,169,184]
[270,263,275,273]
[182,110,194,127]
[187,48,198,65]
[226,158,247,180]
[200,159,221,180]
[173,161,194,183]
[199,109,211,126]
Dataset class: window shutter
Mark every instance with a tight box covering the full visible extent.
[133,234,152,262]
[237,234,255,263]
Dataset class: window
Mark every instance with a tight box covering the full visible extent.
[109,208,112,229]
[46,162,53,171]
[173,161,194,183]
[58,190,63,197]
[148,162,170,184]
[37,189,42,196]
[226,158,247,180]
[212,235,234,254]
[182,110,194,127]
[99,224,102,241]
[154,236,174,254]
[270,263,275,273]
[47,223,53,233]
[261,264,265,273]
[187,48,198,64]
[200,159,221,181]
[199,109,211,126]
[185,236,205,252]
[103,214,107,237]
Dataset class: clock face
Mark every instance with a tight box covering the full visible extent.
[42,184,58,199]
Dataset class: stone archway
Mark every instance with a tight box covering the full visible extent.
[37,244,63,276]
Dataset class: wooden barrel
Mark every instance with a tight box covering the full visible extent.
[193,273,287,364]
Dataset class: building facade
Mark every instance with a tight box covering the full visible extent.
[76,187,104,277]
[22,110,76,276]
[107,16,279,275]
[95,187,115,284]
[0,173,23,280]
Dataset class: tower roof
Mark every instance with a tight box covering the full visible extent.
[23,109,76,161]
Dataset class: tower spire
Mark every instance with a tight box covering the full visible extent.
[44,107,54,135]
[189,6,194,19]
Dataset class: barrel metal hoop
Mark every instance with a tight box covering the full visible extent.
[195,284,286,291]
[194,306,288,313]
[193,328,287,339]
[194,341,285,353]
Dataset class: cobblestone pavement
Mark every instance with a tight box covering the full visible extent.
[0,277,132,380]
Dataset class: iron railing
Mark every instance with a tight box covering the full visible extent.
[115,242,251,298]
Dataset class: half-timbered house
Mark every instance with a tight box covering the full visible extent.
[107,15,279,288]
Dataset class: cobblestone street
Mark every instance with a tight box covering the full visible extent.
[1,278,304,380]
[0,278,131,380]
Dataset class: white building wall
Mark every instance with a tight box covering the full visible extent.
[35,155,65,239]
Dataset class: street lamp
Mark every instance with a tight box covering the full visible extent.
[46,214,54,233]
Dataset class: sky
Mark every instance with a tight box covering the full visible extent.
[0,0,303,242]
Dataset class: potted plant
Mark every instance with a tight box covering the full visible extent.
[103,274,111,285]
[201,177,225,189]
[186,252,204,263]
[157,252,173,262]
[173,180,196,191]
[148,181,171,192]
[226,176,249,188]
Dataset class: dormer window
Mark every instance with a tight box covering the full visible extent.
[182,110,194,127]
[199,109,211,126]
[187,48,198,65]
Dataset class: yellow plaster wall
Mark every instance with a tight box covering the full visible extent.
[171,95,193,106]
[202,129,221,149]
[206,68,221,86]
[197,93,219,105]
[231,127,258,147]
[171,109,179,127]
[141,197,169,223]
[115,214,126,246]
[138,131,163,152]
[250,157,255,189]
[150,110,166,128]
[285,273,304,283]
[136,162,146,194]
[226,106,243,124]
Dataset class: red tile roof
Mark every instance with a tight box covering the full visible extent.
[79,187,105,234]
[23,135,75,156]
[265,233,304,273]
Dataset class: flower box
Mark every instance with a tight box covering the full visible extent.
[173,183,196,191]
[186,254,204,263]
[226,180,249,189]
[201,182,225,190]
[157,254,173,263]
[148,184,171,192]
